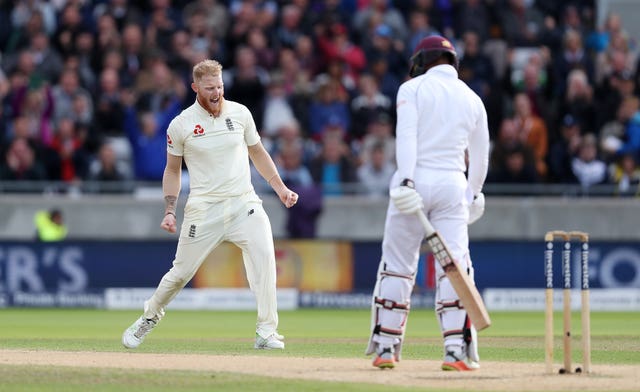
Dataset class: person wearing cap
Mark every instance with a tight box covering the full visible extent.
[365,35,490,371]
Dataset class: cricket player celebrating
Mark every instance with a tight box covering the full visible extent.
[365,36,490,370]
[122,59,298,350]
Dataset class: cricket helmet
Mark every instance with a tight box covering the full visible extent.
[409,35,458,77]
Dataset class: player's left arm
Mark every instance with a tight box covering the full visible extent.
[248,141,299,208]
[467,99,490,195]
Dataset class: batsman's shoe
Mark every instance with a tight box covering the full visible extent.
[372,347,396,369]
[441,345,480,371]
[254,333,285,350]
[122,316,158,349]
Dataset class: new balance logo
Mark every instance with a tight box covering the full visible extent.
[189,224,196,238]
[248,209,254,216]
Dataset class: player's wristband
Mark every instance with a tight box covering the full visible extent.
[165,211,176,218]
[400,178,415,189]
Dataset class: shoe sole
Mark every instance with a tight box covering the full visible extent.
[373,359,395,369]
[441,360,476,371]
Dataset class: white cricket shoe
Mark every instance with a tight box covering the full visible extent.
[254,333,285,349]
[122,316,158,349]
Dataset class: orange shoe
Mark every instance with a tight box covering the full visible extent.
[372,347,396,369]
[441,346,480,371]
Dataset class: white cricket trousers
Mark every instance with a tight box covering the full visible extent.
[377,170,472,347]
[144,191,279,338]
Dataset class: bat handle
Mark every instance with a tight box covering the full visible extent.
[416,209,435,235]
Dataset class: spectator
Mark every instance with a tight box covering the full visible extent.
[51,4,88,59]
[165,29,195,85]
[8,115,60,181]
[27,32,63,80]
[500,0,546,47]
[488,145,540,185]
[93,0,144,31]
[551,28,594,98]
[273,3,305,50]
[613,96,640,162]
[87,141,132,193]
[458,30,495,102]
[293,34,319,78]
[51,67,93,126]
[406,9,441,55]
[595,31,636,86]
[276,140,322,238]
[70,29,99,91]
[367,53,401,103]
[91,67,126,153]
[223,45,269,129]
[143,4,178,54]
[34,208,67,242]
[315,22,366,83]
[277,46,313,132]
[122,90,181,182]
[557,69,597,136]
[547,114,581,183]
[352,0,408,45]
[357,140,395,198]
[182,0,229,40]
[120,24,146,85]
[11,81,55,146]
[308,79,350,141]
[572,133,608,190]
[586,12,624,55]
[363,24,407,80]
[262,72,296,139]
[350,73,393,141]
[454,0,490,41]
[183,6,225,65]
[488,118,539,184]
[49,116,90,183]
[0,137,47,184]
[246,26,277,70]
[4,7,48,54]
[610,153,640,197]
[512,92,549,179]
[309,131,358,196]
[357,112,396,167]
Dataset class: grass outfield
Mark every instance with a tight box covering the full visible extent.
[0,308,639,391]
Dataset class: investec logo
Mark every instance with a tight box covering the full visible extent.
[193,124,205,137]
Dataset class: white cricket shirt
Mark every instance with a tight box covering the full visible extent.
[395,64,490,195]
[166,99,260,200]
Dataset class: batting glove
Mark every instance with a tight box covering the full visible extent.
[390,180,423,215]
[468,192,485,225]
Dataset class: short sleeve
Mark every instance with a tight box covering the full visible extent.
[166,117,183,156]
[243,106,261,146]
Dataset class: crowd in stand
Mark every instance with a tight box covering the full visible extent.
[1,0,639,198]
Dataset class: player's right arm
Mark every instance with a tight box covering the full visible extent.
[161,117,184,233]
[160,153,182,233]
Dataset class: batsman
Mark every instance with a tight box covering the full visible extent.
[365,35,490,371]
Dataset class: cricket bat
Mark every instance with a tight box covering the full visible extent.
[416,210,492,331]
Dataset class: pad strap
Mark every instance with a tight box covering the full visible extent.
[436,299,465,313]
[374,297,410,312]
